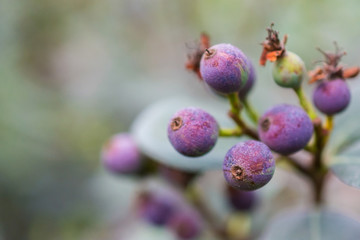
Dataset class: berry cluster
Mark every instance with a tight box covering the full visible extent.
[99,24,359,239]
[167,23,359,193]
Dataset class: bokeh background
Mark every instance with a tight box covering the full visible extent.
[1,0,360,239]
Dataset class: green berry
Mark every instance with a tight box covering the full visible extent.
[272,51,305,89]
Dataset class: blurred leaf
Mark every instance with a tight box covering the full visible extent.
[325,85,360,188]
[131,97,247,171]
[260,209,360,240]
[330,156,360,189]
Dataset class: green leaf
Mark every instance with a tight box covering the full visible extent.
[131,97,247,171]
[327,85,360,188]
[261,210,360,240]
[331,155,360,189]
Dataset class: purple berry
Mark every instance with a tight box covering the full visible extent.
[223,140,275,191]
[227,186,257,211]
[259,104,314,155]
[238,58,256,99]
[313,78,350,115]
[200,43,250,94]
[101,133,141,173]
[138,191,178,226]
[169,208,204,239]
[168,107,219,157]
[272,51,305,89]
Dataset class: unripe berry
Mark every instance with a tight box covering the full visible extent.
[200,43,250,94]
[223,140,275,191]
[168,107,219,157]
[313,78,350,115]
[272,51,305,89]
[238,58,256,99]
[259,104,313,155]
[101,133,141,173]
[169,208,204,239]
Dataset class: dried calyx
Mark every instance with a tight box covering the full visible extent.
[260,23,288,66]
[309,42,360,83]
[185,33,210,79]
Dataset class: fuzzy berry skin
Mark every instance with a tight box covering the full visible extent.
[169,208,204,240]
[313,78,350,115]
[200,43,250,94]
[239,58,256,99]
[272,51,305,89]
[168,107,219,157]
[101,133,140,173]
[259,104,313,155]
[223,140,275,191]
[227,186,257,211]
[139,192,178,226]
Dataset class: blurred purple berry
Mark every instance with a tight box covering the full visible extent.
[101,133,141,173]
[313,78,350,115]
[169,208,204,239]
[259,104,314,155]
[227,186,257,211]
[138,191,178,226]
[200,43,250,94]
[239,58,256,99]
[168,107,219,157]
[223,140,275,191]
[272,51,305,89]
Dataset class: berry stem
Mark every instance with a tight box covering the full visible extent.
[294,87,317,120]
[324,115,334,131]
[228,93,242,115]
[243,98,259,124]
[219,127,243,137]
[227,93,259,140]
[323,115,334,146]
[310,119,330,205]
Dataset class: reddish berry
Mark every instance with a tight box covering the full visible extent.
[313,78,350,115]
[223,140,275,191]
[259,104,314,155]
[200,43,250,94]
[168,107,219,157]
[238,58,256,99]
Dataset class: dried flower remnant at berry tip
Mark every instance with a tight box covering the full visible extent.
[309,42,360,83]
[171,117,183,131]
[231,165,244,180]
[260,23,288,66]
[185,33,210,80]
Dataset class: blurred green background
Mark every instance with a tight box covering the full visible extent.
[1,0,360,239]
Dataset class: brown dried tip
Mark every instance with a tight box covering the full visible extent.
[231,165,244,180]
[259,23,287,66]
[309,42,359,83]
[342,66,360,79]
[308,67,326,83]
[185,33,211,80]
[171,117,183,131]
